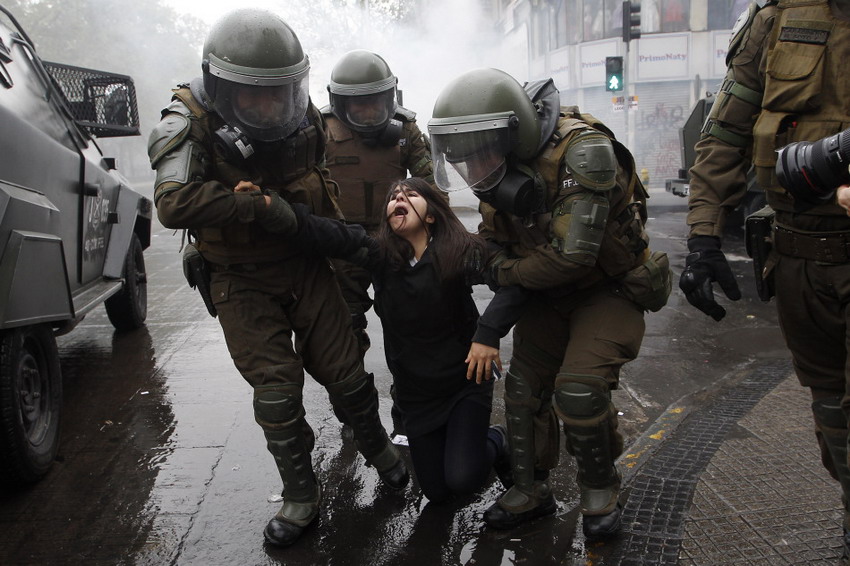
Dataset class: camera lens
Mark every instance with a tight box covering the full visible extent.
[776,126,850,203]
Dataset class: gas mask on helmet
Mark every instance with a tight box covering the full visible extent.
[472,163,546,218]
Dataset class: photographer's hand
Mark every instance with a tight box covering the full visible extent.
[837,185,850,216]
[679,235,741,321]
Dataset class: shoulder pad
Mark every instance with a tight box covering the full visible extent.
[564,131,617,191]
[148,112,191,168]
[319,104,333,116]
[188,77,214,112]
[164,99,193,119]
[727,0,776,65]
[394,106,416,122]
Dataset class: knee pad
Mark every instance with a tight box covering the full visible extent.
[812,396,847,431]
[325,371,376,410]
[554,374,610,422]
[555,373,621,488]
[812,396,850,492]
[253,385,304,428]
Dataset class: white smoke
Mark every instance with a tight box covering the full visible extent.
[167,0,528,127]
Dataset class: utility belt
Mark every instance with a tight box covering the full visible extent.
[773,225,850,264]
[207,261,276,273]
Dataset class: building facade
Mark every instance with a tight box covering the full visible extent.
[487,0,745,187]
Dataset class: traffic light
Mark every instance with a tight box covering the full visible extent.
[605,56,624,92]
[622,1,641,43]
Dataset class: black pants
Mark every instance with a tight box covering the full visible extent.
[407,398,497,503]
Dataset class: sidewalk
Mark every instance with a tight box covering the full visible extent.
[612,361,845,565]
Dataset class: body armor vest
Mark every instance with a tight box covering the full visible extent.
[324,114,408,226]
[752,0,850,216]
[171,87,341,264]
[482,110,650,292]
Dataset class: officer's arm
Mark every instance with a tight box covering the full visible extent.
[290,204,378,268]
[687,5,776,238]
[148,103,267,230]
[491,131,616,290]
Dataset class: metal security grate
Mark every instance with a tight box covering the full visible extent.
[43,61,139,137]
[609,360,792,565]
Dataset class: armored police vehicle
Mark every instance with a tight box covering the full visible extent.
[0,5,152,483]
[665,92,765,232]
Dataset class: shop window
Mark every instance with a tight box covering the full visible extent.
[662,0,690,32]
[708,0,750,30]
[583,0,604,41]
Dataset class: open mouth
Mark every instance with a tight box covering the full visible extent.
[393,205,408,216]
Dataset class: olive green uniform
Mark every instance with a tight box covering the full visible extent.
[686,0,850,528]
[149,86,402,528]
[321,109,434,354]
[484,108,666,518]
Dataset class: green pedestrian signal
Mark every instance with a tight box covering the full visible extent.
[606,56,624,92]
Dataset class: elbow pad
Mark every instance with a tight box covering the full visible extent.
[565,131,617,192]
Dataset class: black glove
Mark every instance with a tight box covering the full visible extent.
[463,246,485,286]
[344,236,381,269]
[291,203,379,268]
[258,192,297,235]
[679,236,741,321]
[484,248,509,291]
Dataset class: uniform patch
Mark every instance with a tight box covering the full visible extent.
[562,176,580,189]
[399,138,407,146]
[779,26,829,45]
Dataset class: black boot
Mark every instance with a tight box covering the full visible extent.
[488,424,513,489]
[582,502,622,540]
[254,390,321,548]
[327,372,407,488]
[378,458,410,490]
[484,491,557,530]
[264,516,312,547]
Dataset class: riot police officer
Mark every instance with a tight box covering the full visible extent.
[323,53,433,361]
[429,68,670,538]
[322,50,435,433]
[147,9,408,548]
[680,0,850,559]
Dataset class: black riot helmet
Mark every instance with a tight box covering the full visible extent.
[428,68,543,216]
[328,50,398,134]
[202,9,310,142]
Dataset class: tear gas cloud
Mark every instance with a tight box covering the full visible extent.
[166,0,529,127]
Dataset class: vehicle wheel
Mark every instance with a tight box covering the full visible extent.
[105,233,147,331]
[0,325,62,484]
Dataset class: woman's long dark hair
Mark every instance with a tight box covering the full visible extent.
[375,177,486,284]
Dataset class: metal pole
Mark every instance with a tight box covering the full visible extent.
[624,40,631,150]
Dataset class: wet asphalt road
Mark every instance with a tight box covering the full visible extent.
[0,188,788,565]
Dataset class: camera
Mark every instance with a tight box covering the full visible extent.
[775,126,850,203]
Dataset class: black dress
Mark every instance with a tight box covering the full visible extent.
[372,248,494,439]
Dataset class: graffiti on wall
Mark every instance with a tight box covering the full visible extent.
[638,102,685,132]
[634,102,687,183]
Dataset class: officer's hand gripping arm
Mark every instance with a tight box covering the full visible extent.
[290,204,379,268]
[678,235,741,321]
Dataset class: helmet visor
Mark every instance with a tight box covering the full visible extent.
[332,89,396,133]
[430,125,512,193]
[214,78,309,142]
